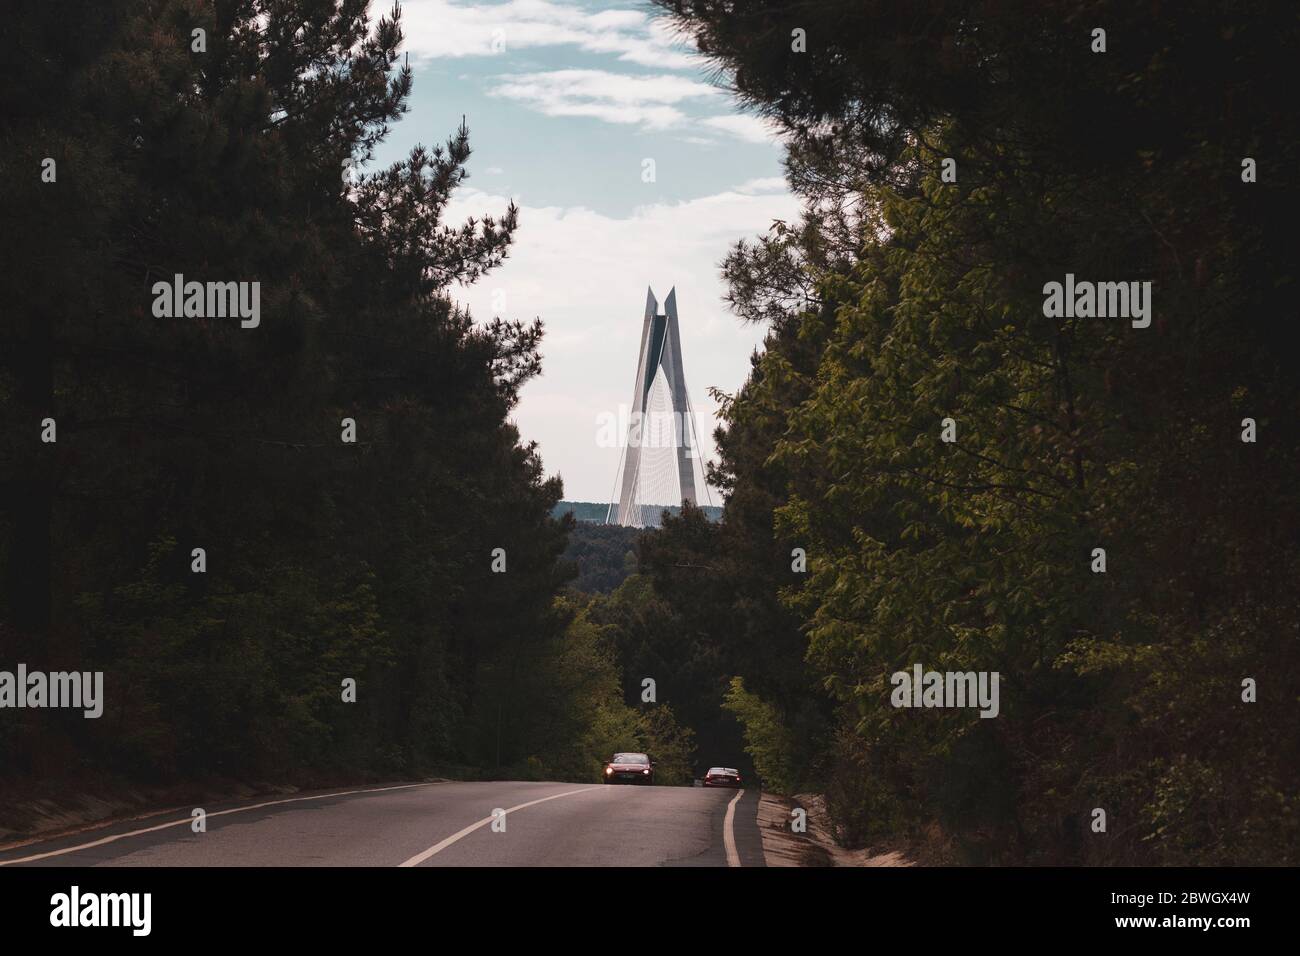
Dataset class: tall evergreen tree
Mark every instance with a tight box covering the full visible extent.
[0,1,572,788]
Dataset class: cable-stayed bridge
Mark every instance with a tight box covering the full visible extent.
[606,287,711,527]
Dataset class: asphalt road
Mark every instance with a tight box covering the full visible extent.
[0,781,766,867]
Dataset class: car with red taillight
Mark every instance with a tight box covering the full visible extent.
[702,767,742,788]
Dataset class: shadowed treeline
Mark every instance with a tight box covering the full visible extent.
[0,1,693,813]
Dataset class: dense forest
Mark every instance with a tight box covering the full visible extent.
[552,500,723,524]
[0,0,696,817]
[559,522,641,594]
[633,0,1300,864]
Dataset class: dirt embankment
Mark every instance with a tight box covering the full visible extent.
[758,792,916,867]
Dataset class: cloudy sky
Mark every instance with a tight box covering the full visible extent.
[371,0,798,503]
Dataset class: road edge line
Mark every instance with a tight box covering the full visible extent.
[724,788,745,867]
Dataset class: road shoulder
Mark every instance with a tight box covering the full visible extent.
[758,792,915,867]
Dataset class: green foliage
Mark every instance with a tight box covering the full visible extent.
[559,522,644,594]
[458,597,698,787]
[590,568,748,772]
[722,677,798,794]
[646,0,1300,863]
[637,704,696,787]
[487,599,633,782]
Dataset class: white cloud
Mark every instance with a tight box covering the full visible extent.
[486,70,788,147]
[399,0,698,69]
[399,2,781,146]
[488,69,719,128]
[734,176,788,194]
[442,182,800,501]
[700,114,784,145]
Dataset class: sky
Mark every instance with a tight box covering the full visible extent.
[371,0,800,503]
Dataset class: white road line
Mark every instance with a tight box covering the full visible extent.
[0,781,443,866]
[398,786,599,867]
[723,788,745,867]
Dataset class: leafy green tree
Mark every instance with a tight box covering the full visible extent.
[646,0,1300,863]
[637,705,696,787]
[722,677,799,794]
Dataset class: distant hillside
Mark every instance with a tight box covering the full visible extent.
[559,522,644,594]
[554,502,723,594]
[552,501,723,524]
